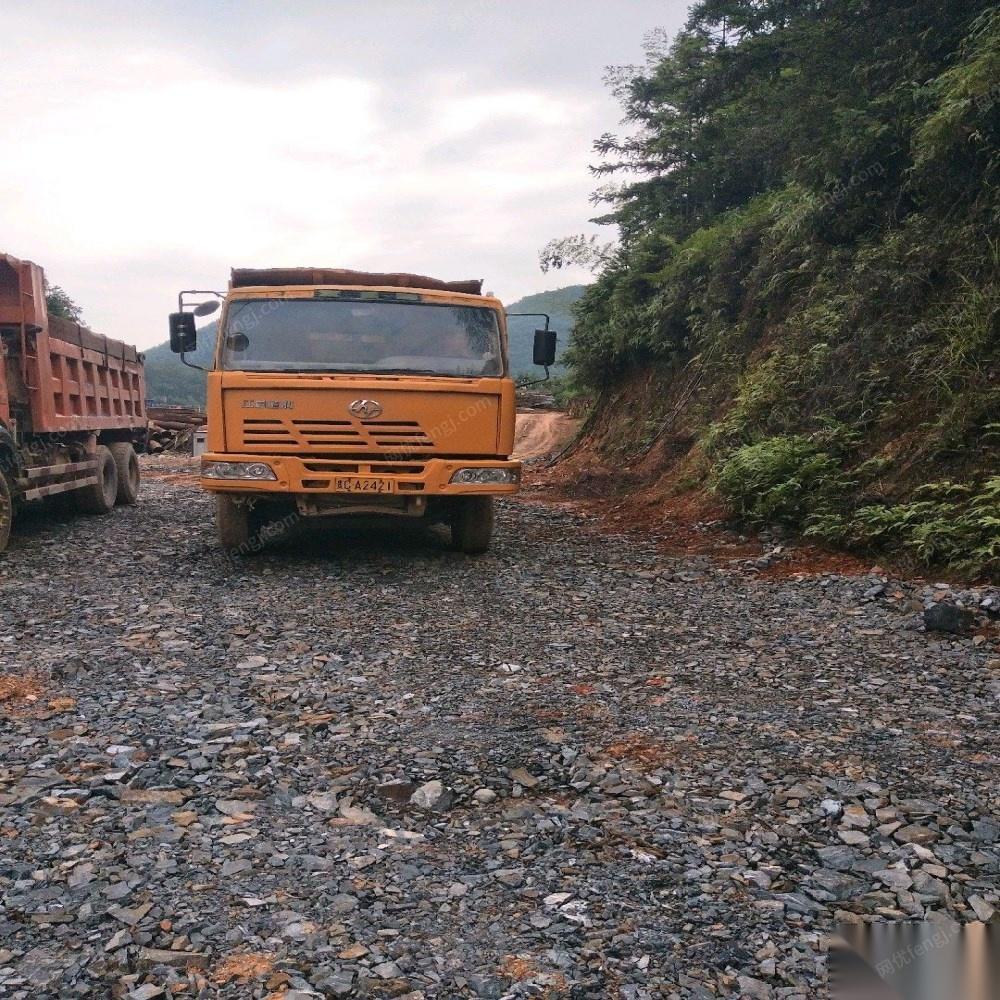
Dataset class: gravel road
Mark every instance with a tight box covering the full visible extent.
[0,458,997,998]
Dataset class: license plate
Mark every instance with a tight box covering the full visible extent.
[332,476,395,494]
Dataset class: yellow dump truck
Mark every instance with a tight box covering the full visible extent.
[168,268,556,554]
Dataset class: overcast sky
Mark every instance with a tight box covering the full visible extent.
[1,1,689,348]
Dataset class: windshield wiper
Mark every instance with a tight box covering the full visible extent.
[370,368,440,375]
[231,365,451,376]
[237,366,366,373]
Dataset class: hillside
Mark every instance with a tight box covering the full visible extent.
[544,3,999,577]
[142,286,586,403]
[143,322,214,406]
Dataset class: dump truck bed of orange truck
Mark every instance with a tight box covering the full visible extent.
[0,252,146,434]
[0,250,147,552]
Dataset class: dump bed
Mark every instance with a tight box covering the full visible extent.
[229,267,483,296]
[0,252,146,434]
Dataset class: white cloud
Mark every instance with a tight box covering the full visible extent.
[0,1,686,348]
[1,49,380,256]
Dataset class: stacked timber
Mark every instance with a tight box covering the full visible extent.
[147,406,205,453]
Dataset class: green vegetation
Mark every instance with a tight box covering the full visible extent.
[44,282,84,324]
[542,373,591,411]
[808,479,1000,574]
[713,437,848,527]
[545,3,1000,576]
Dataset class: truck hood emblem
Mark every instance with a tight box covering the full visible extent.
[349,398,383,418]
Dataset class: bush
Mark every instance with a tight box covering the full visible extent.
[713,436,847,526]
[807,478,1000,575]
[544,374,590,412]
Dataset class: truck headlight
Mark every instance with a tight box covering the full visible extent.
[450,467,519,485]
[202,461,277,481]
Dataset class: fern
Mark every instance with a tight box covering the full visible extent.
[806,477,1000,575]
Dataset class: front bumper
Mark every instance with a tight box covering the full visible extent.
[199,453,522,496]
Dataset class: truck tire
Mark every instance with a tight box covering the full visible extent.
[109,442,140,505]
[451,496,495,554]
[76,446,119,515]
[249,501,294,549]
[217,495,250,552]
[0,474,12,553]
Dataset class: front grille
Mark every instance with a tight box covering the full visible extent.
[238,417,435,451]
[242,418,296,446]
[358,420,434,449]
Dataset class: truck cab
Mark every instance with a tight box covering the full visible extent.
[170,268,555,554]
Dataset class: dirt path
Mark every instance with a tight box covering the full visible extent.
[513,411,580,462]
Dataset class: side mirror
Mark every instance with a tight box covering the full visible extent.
[193,300,220,318]
[533,328,557,367]
[169,312,197,354]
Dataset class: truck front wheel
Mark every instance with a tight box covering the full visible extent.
[216,495,251,552]
[76,446,119,515]
[109,442,140,505]
[451,496,495,554]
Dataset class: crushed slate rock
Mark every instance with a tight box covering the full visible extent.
[0,457,996,998]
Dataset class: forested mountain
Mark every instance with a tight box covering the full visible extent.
[143,285,586,403]
[143,322,214,406]
[543,2,999,576]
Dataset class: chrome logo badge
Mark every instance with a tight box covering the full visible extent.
[349,398,383,418]
[241,399,293,409]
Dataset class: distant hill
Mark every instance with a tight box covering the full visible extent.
[143,285,587,403]
[143,322,215,406]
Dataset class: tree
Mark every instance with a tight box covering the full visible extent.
[538,0,1000,573]
[45,282,84,324]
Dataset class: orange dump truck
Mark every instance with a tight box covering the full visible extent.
[168,268,557,553]
[0,251,147,552]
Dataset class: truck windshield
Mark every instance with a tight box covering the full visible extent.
[221,298,503,376]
